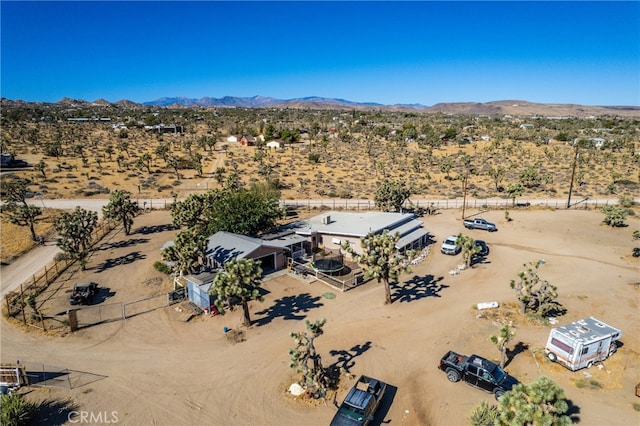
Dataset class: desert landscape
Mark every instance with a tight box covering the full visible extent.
[1,102,639,425]
[1,205,639,425]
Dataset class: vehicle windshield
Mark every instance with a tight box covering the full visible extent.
[491,365,506,382]
[337,404,365,421]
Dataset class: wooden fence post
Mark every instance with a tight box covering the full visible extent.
[20,284,26,324]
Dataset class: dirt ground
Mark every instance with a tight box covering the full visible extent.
[1,208,639,425]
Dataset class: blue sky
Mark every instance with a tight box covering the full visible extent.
[1,1,638,106]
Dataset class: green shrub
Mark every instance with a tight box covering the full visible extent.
[601,205,628,227]
[1,393,36,426]
[153,261,172,275]
[468,400,498,426]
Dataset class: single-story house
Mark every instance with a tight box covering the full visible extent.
[266,140,282,149]
[204,231,286,273]
[240,135,256,147]
[290,211,429,256]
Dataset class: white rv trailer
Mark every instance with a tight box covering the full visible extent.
[545,317,621,371]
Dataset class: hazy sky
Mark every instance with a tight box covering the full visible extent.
[2,1,638,106]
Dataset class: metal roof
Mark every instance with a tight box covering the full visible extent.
[297,211,417,237]
[396,227,429,249]
[553,317,621,343]
[206,231,282,264]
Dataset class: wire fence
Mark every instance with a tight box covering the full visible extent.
[279,197,624,212]
[2,221,116,325]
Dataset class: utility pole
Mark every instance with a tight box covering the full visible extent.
[461,174,468,220]
[567,145,579,208]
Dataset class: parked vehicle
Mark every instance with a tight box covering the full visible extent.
[463,218,497,232]
[69,282,98,305]
[331,375,387,426]
[545,317,621,371]
[438,350,518,400]
[441,235,461,255]
[473,240,489,257]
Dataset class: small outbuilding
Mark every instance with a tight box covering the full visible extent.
[184,271,217,312]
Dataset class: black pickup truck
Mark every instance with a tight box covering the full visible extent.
[438,351,518,399]
[330,375,387,426]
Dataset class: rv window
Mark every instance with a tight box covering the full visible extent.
[551,337,574,355]
[581,347,588,355]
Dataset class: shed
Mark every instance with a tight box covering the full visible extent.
[184,271,217,311]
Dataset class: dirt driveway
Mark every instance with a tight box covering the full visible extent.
[2,208,639,425]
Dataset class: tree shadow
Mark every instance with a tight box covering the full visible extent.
[328,341,372,373]
[504,342,529,368]
[545,302,567,319]
[252,292,323,326]
[566,398,581,423]
[390,275,448,303]
[94,251,146,273]
[33,397,79,426]
[134,224,176,235]
[95,238,149,251]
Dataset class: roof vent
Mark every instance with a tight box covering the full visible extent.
[322,215,331,225]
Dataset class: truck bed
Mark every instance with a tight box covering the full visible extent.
[441,351,468,368]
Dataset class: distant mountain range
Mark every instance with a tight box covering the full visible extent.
[142,95,416,109]
[2,96,639,117]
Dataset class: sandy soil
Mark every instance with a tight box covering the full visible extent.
[2,208,639,426]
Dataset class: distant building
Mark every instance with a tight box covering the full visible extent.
[240,134,256,147]
[144,124,183,134]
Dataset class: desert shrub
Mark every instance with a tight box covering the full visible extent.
[469,400,498,426]
[633,402,640,412]
[601,205,628,227]
[619,196,635,208]
[1,393,36,426]
[153,261,171,274]
[54,252,70,262]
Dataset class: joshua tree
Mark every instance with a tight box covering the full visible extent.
[510,260,559,318]
[54,206,98,270]
[488,166,505,191]
[490,323,517,368]
[209,258,263,327]
[506,183,525,207]
[342,230,412,305]
[374,179,411,212]
[102,190,139,235]
[162,226,208,275]
[167,155,180,180]
[456,233,480,268]
[1,176,42,241]
[289,319,331,398]
[34,159,46,178]
[496,376,571,425]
